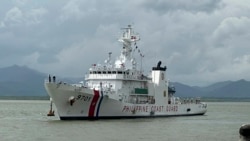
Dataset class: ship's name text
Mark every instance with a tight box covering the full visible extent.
[122,105,178,113]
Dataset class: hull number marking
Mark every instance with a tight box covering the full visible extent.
[76,95,91,102]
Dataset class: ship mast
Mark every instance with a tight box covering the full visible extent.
[115,25,140,70]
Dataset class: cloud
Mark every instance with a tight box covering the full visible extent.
[4,7,23,25]
[14,0,29,6]
[212,16,250,46]
[0,0,250,86]
[59,0,86,22]
[233,55,250,66]
[3,6,47,27]
[26,8,48,24]
[143,0,222,14]
[0,22,5,28]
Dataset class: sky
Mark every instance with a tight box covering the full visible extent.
[1,0,250,86]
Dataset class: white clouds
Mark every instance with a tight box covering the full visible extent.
[13,0,29,6]
[21,52,40,66]
[207,16,250,83]
[60,0,85,22]
[233,55,250,65]
[4,7,23,25]
[3,6,47,26]
[1,0,250,86]
[27,8,48,24]
[59,0,102,22]
[143,0,222,14]
[0,22,6,28]
[212,16,250,44]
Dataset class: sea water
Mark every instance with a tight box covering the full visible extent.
[0,100,249,141]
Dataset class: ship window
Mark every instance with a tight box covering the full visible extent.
[93,71,97,74]
[118,71,122,74]
[98,71,101,74]
[112,71,116,74]
[108,71,111,74]
[89,71,93,74]
[103,71,106,74]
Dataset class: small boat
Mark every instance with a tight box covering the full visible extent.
[44,25,207,120]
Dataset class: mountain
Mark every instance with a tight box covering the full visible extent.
[172,79,250,98]
[195,81,233,92]
[205,79,250,98]
[0,65,250,98]
[0,65,84,96]
[0,65,47,96]
[169,82,203,97]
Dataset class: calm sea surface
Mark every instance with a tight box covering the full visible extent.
[0,100,249,141]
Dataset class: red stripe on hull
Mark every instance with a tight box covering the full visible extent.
[88,90,100,117]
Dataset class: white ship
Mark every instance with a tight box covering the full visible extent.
[45,25,207,120]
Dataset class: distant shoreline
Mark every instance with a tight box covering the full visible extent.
[0,96,50,100]
[202,97,250,102]
[0,96,250,102]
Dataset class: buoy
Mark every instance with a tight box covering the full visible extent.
[47,98,55,116]
[239,124,250,141]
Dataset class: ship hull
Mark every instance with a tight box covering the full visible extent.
[45,82,207,120]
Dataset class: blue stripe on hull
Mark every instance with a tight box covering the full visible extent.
[60,113,206,120]
[95,90,103,117]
